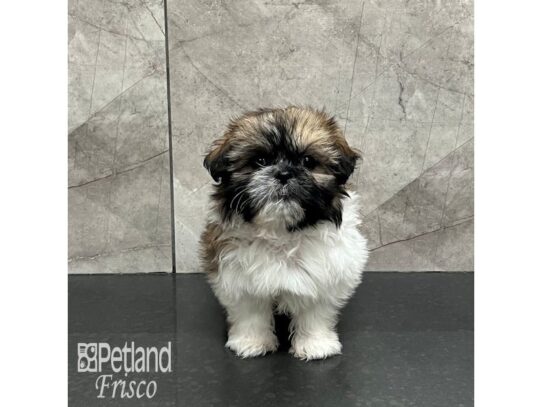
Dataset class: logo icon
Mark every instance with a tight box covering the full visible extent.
[77,343,98,372]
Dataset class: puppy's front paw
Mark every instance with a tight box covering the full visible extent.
[290,333,342,360]
[226,333,278,358]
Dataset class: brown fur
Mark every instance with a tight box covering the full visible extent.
[205,106,360,175]
[199,222,225,276]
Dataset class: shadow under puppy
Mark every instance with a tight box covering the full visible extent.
[199,106,368,360]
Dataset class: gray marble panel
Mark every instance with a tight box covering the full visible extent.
[360,139,474,270]
[68,0,172,273]
[166,0,474,272]
[365,218,474,272]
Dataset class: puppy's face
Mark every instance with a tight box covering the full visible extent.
[204,107,360,230]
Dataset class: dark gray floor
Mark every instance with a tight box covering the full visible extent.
[69,273,473,406]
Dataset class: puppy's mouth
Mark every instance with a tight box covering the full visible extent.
[278,184,290,198]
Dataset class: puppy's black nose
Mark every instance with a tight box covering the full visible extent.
[275,170,292,184]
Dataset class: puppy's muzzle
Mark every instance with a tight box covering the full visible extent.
[273,161,295,184]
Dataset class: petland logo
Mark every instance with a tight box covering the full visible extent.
[77,342,172,399]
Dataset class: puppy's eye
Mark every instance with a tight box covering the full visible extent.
[302,155,317,169]
[255,157,267,166]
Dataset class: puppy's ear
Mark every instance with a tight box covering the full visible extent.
[203,136,231,183]
[321,113,360,185]
[333,138,361,185]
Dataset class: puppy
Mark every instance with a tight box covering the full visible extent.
[199,106,368,360]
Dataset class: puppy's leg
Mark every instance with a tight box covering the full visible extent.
[289,300,342,360]
[224,295,278,358]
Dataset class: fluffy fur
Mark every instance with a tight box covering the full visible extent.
[200,106,368,360]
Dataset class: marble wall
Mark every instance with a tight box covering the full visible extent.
[168,0,474,272]
[69,0,473,273]
[68,0,172,273]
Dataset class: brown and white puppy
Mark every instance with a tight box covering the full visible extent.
[200,106,368,360]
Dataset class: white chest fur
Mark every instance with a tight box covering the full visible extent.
[210,192,369,304]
